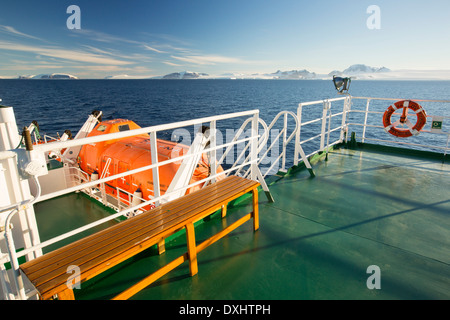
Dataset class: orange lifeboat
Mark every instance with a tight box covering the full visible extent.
[77,119,224,207]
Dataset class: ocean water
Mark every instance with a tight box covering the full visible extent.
[0,79,449,170]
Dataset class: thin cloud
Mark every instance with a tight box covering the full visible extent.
[80,45,153,62]
[71,65,155,79]
[170,55,245,65]
[0,25,43,41]
[143,45,166,54]
[70,65,153,73]
[140,32,193,47]
[80,45,115,56]
[0,41,133,65]
[76,29,196,56]
[163,61,182,67]
[70,29,141,45]
[76,29,187,57]
[0,64,64,71]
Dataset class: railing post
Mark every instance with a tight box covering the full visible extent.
[1,106,43,299]
[248,111,274,202]
[340,96,351,143]
[294,103,303,166]
[293,104,315,177]
[0,257,14,299]
[281,112,288,172]
[149,131,160,207]
[325,101,332,161]
[4,208,28,299]
[209,120,217,183]
[444,135,450,161]
[320,100,329,151]
[250,112,259,181]
[362,98,371,143]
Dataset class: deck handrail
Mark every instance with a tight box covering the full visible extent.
[1,109,274,300]
[2,94,449,299]
[293,96,449,168]
[294,97,350,165]
[350,96,450,153]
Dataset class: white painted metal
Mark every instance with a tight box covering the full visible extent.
[319,101,329,151]
[294,99,343,170]
[1,109,264,295]
[242,110,298,177]
[2,94,449,300]
[165,127,210,202]
[0,107,21,151]
[0,107,43,300]
[47,130,71,159]
[36,135,255,204]
[61,111,102,163]
[225,118,268,178]
[209,120,217,184]
[149,131,161,206]
[325,101,332,159]
[250,113,259,181]
[350,96,450,151]
[33,110,259,154]
[282,113,288,171]
[362,98,371,143]
[340,97,351,143]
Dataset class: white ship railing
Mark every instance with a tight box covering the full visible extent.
[292,96,449,169]
[1,109,277,300]
[294,96,351,166]
[2,94,449,299]
[244,110,298,178]
[349,96,450,155]
[219,110,299,179]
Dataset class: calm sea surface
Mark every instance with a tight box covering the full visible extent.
[1,79,449,167]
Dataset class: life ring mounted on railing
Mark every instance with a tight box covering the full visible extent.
[382,100,427,138]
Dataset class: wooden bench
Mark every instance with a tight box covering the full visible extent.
[20,175,260,300]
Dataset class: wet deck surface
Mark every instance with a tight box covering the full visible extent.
[36,146,450,300]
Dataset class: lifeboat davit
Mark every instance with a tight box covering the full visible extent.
[77,119,224,207]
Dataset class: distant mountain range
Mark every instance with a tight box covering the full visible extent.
[149,69,318,80]
[161,71,210,79]
[150,64,391,80]
[270,69,317,79]
[11,65,450,80]
[17,73,79,79]
[329,64,391,77]
[149,65,390,80]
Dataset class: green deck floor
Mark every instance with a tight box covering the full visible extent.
[35,145,450,300]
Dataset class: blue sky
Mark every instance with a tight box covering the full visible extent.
[1,0,450,78]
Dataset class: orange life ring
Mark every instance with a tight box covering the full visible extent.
[382,100,427,138]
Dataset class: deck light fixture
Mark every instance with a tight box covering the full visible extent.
[333,76,351,94]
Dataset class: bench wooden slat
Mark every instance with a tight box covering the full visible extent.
[23,177,253,278]
[113,188,259,301]
[35,179,257,297]
[22,176,243,274]
[20,175,260,300]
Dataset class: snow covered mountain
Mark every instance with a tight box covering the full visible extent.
[269,69,317,79]
[329,64,391,78]
[97,64,450,80]
[104,74,152,79]
[161,71,209,79]
[156,69,318,80]
[18,73,78,79]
